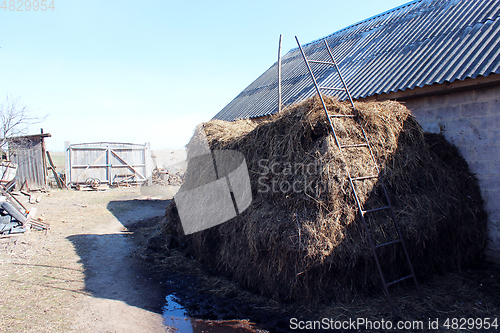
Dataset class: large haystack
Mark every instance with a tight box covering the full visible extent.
[163,96,487,304]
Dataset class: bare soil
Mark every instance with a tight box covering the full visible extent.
[0,187,173,333]
[1,185,499,333]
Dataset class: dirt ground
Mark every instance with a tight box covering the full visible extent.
[1,186,499,333]
[0,186,174,333]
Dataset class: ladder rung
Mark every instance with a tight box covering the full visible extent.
[362,206,391,214]
[375,239,401,249]
[295,35,421,312]
[387,274,413,287]
[308,60,336,66]
[329,114,356,118]
[352,175,378,181]
[340,143,369,148]
[319,86,345,91]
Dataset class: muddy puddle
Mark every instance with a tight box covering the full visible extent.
[151,263,299,333]
[133,203,292,332]
[162,294,266,332]
[153,263,298,333]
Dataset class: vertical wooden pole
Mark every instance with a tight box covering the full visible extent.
[278,34,283,113]
[64,141,70,187]
[41,136,48,190]
[107,144,111,185]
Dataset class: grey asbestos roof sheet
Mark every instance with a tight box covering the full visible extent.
[213,0,500,121]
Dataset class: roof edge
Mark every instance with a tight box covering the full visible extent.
[360,73,500,101]
[7,133,52,140]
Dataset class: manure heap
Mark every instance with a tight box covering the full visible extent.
[164,96,487,303]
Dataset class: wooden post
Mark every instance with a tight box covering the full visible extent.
[278,34,282,113]
[41,136,48,190]
[107,144,111,186]
[64,141,70,187]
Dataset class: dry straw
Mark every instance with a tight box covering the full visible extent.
[163,96,487,304]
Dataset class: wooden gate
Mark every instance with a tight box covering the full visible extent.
[65,142,152,186]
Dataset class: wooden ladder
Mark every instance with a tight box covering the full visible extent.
[295,36,422,314]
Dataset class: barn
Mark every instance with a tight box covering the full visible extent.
[212,0,500,264]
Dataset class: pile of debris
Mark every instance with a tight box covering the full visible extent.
[152,167,185,186]
[0,161,48,235]
[162,96,487,304]
[0,200,28,235]
[0,184,48,235]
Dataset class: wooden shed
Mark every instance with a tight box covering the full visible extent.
[7,132,51,191]
[65,142,152,187]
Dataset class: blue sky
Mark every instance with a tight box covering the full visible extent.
[0,0,408,151]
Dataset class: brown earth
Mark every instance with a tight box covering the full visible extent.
[0,187,174,333]
[1,185,499,333]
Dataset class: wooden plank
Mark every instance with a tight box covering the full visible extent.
[72,150,107,183]
[46,151,65,189]
[41,133,48,190]
[25,207,37,228]
[0,184,28,215]
[110,149,146,180]
[107,146,111,185]
[65,141,71,187]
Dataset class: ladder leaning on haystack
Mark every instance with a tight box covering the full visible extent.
[295,36,422,315]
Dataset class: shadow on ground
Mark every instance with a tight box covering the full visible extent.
[67,198,169,313]
[67,197,267,332]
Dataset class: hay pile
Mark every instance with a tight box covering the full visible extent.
[162,96,487,304]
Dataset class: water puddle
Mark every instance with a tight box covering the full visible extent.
[163,295,193,332]
[163,294,266,333]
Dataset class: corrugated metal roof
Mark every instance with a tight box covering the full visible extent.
[213,0,500,121]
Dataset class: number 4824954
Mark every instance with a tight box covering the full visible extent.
[1,0,55,11]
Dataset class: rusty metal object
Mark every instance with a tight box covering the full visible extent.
[85,178,101,190]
